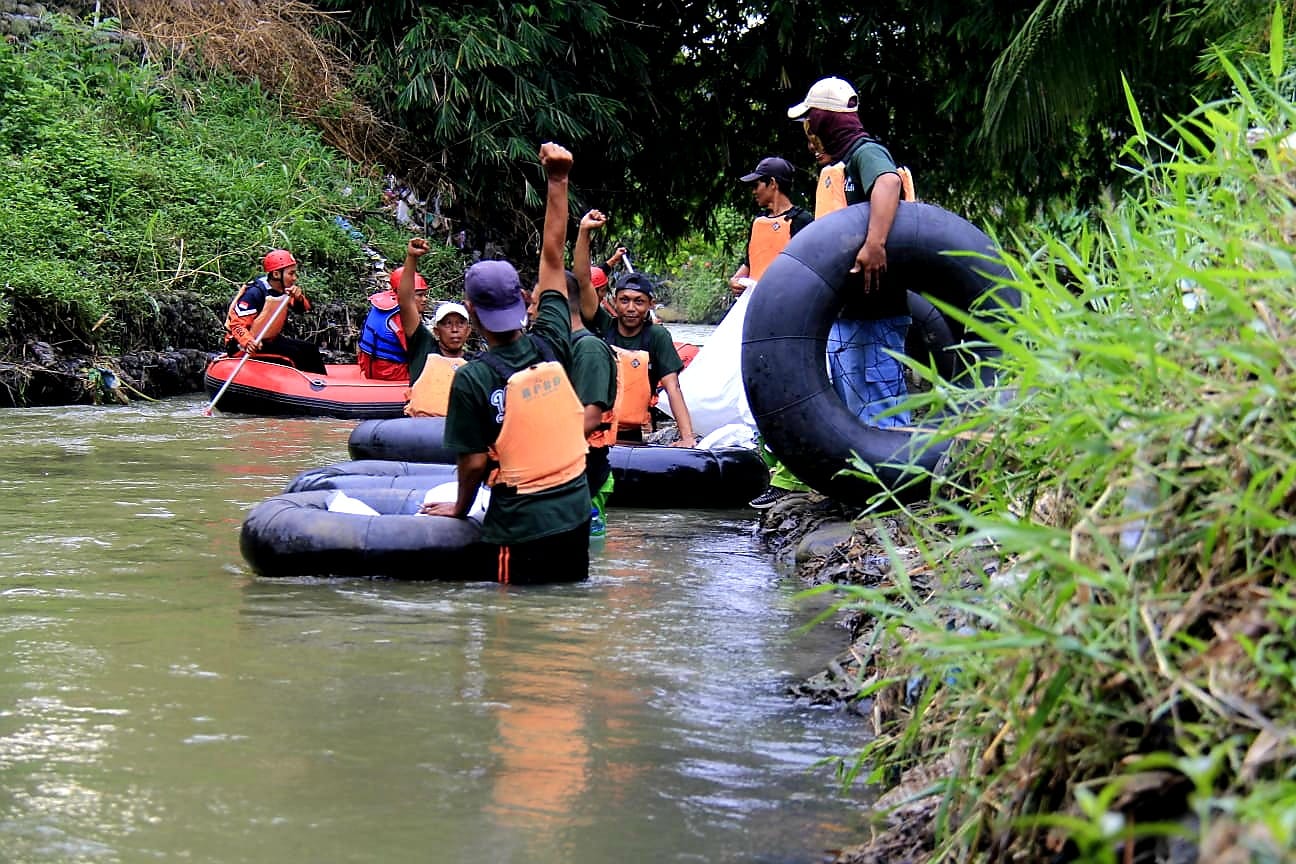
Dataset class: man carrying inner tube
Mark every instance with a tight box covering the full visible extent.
[788,76,912,429]
[420,142,592,585]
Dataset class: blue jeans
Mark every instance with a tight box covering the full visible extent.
[827,316,912,427]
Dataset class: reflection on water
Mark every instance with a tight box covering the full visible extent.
[0,396,865,863]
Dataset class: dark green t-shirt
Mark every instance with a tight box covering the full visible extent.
[406,324,436,382]
[570,329,617,412]
[443,290,590,545]
[589,307,683,391]
[841,138,910,320]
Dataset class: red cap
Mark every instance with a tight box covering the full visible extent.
[590,267,608,289]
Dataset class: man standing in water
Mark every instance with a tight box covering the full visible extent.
[421,143,591,584]
[571,208,621,538]
[789,76,911,428]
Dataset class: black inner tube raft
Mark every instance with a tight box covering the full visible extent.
[344,418,768,509]
[741,202,1018,505]
[240,487,490,579]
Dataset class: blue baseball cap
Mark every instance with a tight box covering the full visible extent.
[464,260,527,332]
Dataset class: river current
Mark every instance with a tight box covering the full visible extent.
[0,394,867,863]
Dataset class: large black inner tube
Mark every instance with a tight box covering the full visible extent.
[240,487,489,579]
[345,418,768,509]
[349,417,457,463]
[904,291,958,382]
[742,202,1017,505]
[286,460,457,493]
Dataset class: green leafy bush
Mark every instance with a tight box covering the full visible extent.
[623,203,750,323]
[0,22,395,353]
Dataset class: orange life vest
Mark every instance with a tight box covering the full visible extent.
[609,345,653,429]
[815,163,848,218]
[404,354,467,417]
[479,337,587,495]
[748,215,794,281]
[816,163,916,219]
[249,293,292,343]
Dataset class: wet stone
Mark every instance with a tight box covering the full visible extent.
[795,520,856,564]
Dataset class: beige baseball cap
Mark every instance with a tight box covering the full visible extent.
[787,77,859,119]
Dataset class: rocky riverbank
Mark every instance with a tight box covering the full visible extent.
[0,287,378,409]
[758,491,991,864]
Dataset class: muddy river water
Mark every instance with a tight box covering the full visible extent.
[0,395,867,863]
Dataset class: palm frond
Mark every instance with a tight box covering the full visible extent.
[980,0,1163,154]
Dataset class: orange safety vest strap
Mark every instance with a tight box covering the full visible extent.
[485,360,587,495]
[815,163,848,219]
[610,346,653,428]
[897,165,916,201]
[497,545,511,584]
[587,405,618,449]
[748,215,794,282]
[404,354,467,417]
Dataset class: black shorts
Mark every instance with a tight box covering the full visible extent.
[491,522,590,585]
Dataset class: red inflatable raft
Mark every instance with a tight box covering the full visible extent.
[203,355,407,419]
[206,339,700,420]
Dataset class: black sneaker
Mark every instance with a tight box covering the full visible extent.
[749,487,794,509]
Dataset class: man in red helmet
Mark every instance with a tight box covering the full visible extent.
[223,249,326,374]
[357,262,433,381]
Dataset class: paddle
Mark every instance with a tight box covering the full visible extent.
[201,297,292,416]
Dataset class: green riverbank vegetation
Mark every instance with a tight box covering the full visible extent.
[2,0,1282,357]
[0,16,452,357]
[829,26,1296,864]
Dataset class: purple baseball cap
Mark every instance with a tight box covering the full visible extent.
[464,260,527,332]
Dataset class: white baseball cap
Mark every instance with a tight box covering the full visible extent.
[787,77,859,119]
[432,301,469,325]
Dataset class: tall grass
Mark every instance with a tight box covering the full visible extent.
[831,28,1296,864]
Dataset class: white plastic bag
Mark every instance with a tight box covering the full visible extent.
[658,288,756,436]
[326,490,381,516]
[697,422,758,450]
[422,482,490,525]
